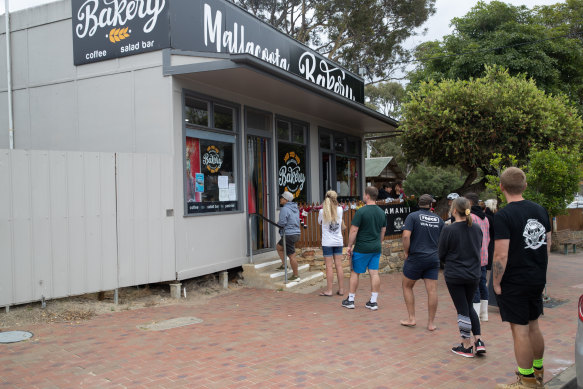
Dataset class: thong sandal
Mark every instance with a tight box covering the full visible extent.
[319,292,333,297]
[336,291,344,296]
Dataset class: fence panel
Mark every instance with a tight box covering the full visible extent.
[556,208,583,231]
[296,202,403,248]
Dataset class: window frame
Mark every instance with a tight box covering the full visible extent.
[275,115,310,204]
[318,127,362,201]
[182,90,242,216]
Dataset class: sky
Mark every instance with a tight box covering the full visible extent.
[2,0,562,40]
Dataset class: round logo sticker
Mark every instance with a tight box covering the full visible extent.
[279,151,306,198]
[202,145,223,174]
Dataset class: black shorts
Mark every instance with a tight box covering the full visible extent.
[496,283,544,325]
[277,234,300,256]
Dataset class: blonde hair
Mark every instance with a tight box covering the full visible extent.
[322,190,339,224]
[485,199,497,212]
[452,197,473,227]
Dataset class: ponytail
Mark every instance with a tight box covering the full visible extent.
[452,197,473,227]
[465,208,473,227]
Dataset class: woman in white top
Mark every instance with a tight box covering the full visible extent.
[318,190,345,296]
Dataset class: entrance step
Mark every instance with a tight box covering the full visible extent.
[242,253,325,291]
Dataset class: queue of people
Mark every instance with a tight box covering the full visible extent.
[276,166,550,389]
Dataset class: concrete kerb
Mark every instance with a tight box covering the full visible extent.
[547,365,577,389]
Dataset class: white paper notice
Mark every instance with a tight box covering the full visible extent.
[228,183,237,201]
[218,176,229,189]
[219,188,229,201]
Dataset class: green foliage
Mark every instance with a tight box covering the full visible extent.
[365,82,405,118]
[485,147,582,216]
[485,153,522,208]
[524,146,583,216]
[229,0,436,82]
[403,163,465,199]
[400,65,583,193]
[408,0,583,113]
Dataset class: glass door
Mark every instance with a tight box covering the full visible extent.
[247,135,272,252]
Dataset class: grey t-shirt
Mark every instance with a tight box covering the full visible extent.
[403,209,444,262]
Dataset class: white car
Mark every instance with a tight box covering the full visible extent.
[567,195,583,209]
[577,294,583,389]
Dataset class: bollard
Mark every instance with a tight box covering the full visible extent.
[219,271,228,289]
[170,283,182,299]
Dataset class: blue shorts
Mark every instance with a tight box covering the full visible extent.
[351,252,381,274]
[322,246,343,256]
[403,259,439,280]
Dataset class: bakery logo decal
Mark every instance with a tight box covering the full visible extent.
[75,0,166,39]
[202,145,223,173]
[279,152,305,198]
[203,3,355,101]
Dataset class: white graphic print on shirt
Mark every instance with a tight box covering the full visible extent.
[523,219,546,250]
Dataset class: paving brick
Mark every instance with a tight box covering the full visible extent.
[1,252,581,388]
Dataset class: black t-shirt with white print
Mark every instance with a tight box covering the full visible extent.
[494,200,551,286]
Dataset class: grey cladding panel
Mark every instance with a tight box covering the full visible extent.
[30,82,78,150]
[11,30,29,89]
[28,20,76,85]
[77,73,133,152]
[134,67,171,153]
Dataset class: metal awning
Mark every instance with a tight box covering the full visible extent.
[164,50,399,136]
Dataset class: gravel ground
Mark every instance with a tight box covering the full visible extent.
[0,272,243,329]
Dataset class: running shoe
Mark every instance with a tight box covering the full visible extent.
[475,339,486,355]
[451,344,474,358]
[341,298,355,309]
[365,301,378,310]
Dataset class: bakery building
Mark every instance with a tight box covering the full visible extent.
[0,0,397,308]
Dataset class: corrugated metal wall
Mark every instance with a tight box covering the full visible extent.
[0,150,175,307]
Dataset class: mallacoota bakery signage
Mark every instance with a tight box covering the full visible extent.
[71,0,364,103]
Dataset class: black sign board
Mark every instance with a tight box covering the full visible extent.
[71,0,364,103]
[169,0,364,102]
[378,204,418,235]
[71,0,171,65]
[187,200,237,213]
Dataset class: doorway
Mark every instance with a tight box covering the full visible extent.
[247,135,273,252]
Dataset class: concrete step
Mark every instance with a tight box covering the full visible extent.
[261,263,311,280]
[273,271,325,290]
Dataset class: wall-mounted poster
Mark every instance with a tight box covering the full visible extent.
[195,173,204,193]
[278,143,307,203]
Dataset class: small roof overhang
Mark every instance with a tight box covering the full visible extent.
[365,157,406,181]
[164,50,399,136]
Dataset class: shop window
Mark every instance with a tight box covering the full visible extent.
[184,93,239,215]
[247,109,271,131]
[277,117,309,203]
[319,128,361,201]
[185,97,209,127]
[320,133,331,150]
[214,104,234,131]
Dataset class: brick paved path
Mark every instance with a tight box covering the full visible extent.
[1,252,581,388]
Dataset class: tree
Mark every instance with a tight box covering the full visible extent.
[403,163,465,200]
[408,0,583,113]
[400,65,583,197]
[524,146,582,216]
[365,82,405,118]
[485,147,582,217]
[229,0,436,83]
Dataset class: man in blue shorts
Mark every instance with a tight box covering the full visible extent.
[343,186,387,310]
[400,194,444,330]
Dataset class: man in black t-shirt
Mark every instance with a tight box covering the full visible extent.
[493,167,551,389]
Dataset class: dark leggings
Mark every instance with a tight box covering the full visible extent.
[446,279,481,338]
